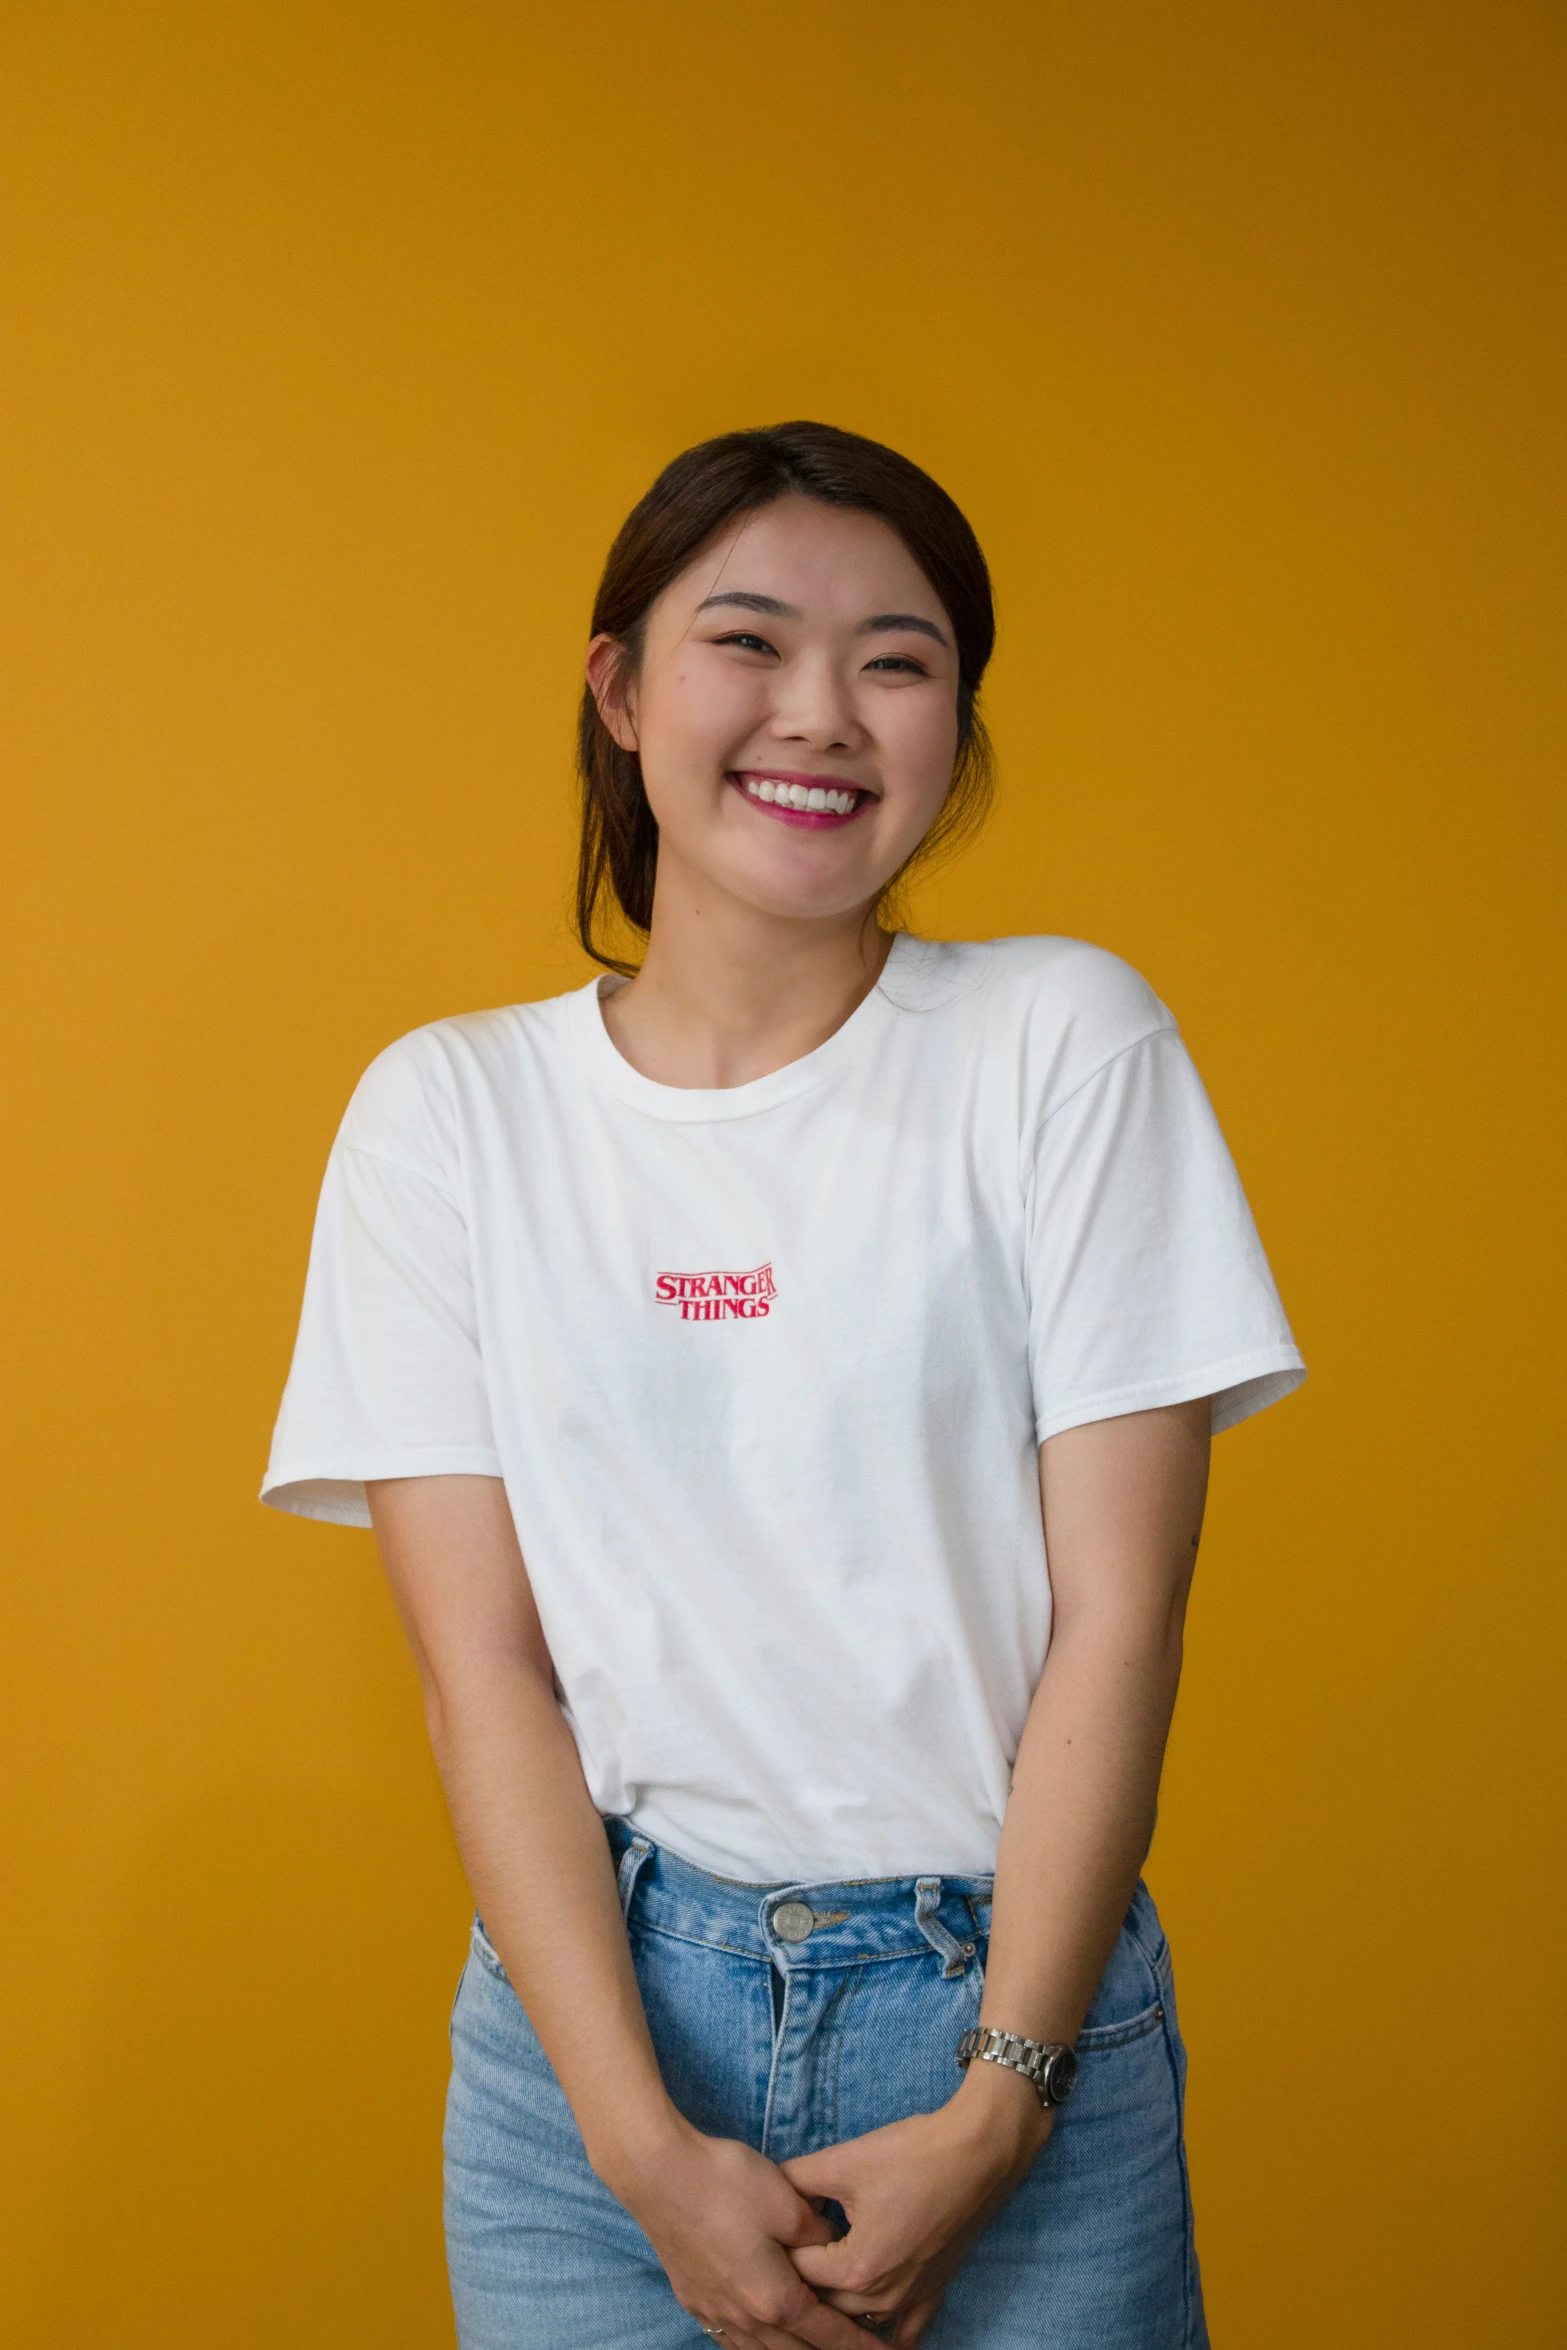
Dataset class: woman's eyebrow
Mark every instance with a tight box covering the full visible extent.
[859,612,950,647]
[695,591,801,619]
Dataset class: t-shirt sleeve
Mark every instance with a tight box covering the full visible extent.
[261,1066,502,1526]
[1025,1024,1305,1443]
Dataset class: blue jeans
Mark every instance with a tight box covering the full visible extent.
[445,1824,1208,2348]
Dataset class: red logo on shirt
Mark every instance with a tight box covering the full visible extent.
[655,1263,776,1321]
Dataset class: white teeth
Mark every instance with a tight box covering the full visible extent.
[742,777,861,815]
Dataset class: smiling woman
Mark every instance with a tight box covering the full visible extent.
[575,424,994,977]
[262,421,1304,2348]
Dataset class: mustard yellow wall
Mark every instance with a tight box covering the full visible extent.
[3,3,1561,2341]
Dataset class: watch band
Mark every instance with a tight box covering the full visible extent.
[956,2023,1079,2108]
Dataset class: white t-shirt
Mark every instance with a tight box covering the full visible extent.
[263,935,1304,1881]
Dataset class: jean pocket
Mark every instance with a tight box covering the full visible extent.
[448,1955,471,2040]
[1074,1884,1171,2051]
[469,1913,512,1985]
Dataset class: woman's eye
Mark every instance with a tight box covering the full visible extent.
[714,631,777,656]
[864,655,929,675]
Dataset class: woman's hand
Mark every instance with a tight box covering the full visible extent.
[604,2112,876,2350]
[779,2069,1053,2346]
[368,1477,866,2349]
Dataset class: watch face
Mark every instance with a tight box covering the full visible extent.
[1045,2048,1079,2104]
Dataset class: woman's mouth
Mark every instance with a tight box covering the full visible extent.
[728,771,873,829]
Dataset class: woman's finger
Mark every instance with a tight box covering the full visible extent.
[751,2315,873,2350]
[890,2295,945,2347]
[700,2266,888,2350]
[786,2240,858,2291]
[775,2193,843,2250]
[705,2323,812,2350]
[778,2148,854,2204]
[781,2298,891,2350]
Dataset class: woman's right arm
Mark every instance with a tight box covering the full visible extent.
[365,1473,863,2350]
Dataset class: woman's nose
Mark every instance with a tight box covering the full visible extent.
[767,653,861,750]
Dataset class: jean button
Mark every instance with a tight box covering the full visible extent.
[772,1900,816,1943]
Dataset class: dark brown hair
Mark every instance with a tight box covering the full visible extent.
[575,421,996,972]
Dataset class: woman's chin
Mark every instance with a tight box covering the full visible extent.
[728,864,889,926]
[658,836,891,927]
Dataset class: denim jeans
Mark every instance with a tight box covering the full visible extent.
[444,1823,1208,2348]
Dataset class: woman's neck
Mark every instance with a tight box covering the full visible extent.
[598,869,895,1091]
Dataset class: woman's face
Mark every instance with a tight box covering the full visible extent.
[588,497,962,926]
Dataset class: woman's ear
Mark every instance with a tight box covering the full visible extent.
[585,635,639,753]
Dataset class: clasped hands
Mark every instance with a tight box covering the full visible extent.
[611,2073,1051,2350]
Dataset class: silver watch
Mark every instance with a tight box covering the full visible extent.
[956,2024,1079,2108]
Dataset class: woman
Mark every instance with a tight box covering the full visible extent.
[263,421,1303,2349]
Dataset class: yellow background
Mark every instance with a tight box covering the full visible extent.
[3,3,1562,2341]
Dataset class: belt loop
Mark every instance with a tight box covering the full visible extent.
[616,1834,654,1922]
[914,1876,976,1979]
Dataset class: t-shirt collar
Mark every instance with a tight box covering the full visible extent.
[568,932,915,1123]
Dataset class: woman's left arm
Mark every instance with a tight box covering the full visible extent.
[783,1397,1212,2345]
